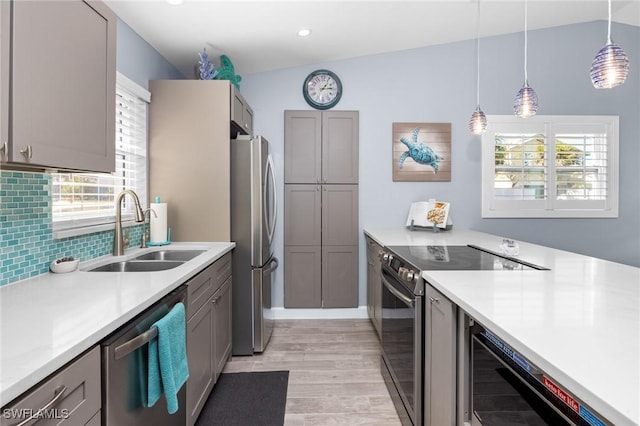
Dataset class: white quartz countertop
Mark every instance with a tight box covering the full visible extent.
[0,242,235,407]
[365,228,639,426]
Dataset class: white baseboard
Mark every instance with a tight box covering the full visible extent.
[271,306,369,320]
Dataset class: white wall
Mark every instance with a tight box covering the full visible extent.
[240,21,640,308]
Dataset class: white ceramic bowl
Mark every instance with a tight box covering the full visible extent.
[50,257,80,273]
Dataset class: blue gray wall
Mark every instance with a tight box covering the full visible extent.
[240,21,640,307]
[116,19,184,87]
[0,19,184,286]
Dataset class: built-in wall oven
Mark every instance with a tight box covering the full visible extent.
[468,322,612,426]
[380,244,548,426]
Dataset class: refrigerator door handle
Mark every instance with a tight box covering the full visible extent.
[264,154,277,244]
[264,257,279,274]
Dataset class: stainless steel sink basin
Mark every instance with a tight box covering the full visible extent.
[134,250,205,261]
[89,260,184,272]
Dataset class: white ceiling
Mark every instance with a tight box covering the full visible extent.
[105,0,640,78]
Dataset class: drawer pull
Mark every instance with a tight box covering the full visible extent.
[12,385,67,426]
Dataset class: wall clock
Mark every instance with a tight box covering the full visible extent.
[302,69,342,110]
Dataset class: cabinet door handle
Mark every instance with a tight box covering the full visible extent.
[0,141,6,160]
[429,297,440,304]
[20,145,32,160]
[12,385,67,426]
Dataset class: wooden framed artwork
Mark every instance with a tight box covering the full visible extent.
[392,122,451,182]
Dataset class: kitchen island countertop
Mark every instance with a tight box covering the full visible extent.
[0,242,234,407]
[365,228,639,426]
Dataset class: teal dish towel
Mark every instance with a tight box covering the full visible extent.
[147,302,189,414]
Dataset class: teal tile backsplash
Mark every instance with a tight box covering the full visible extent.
[0,171,142,286]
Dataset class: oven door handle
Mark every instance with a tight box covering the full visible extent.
[382,273,415,308]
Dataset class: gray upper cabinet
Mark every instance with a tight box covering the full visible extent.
[322,111,359,184]
[231,86,253,136]
[0,0,116,172]
[284,110,358,184]
[284,110,322,184]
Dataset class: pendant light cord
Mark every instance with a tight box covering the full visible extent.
[524,0,528,82]
[476,0,481,106]
[607,0,612,43]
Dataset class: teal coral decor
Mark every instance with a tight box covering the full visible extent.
[215,55,241,89]
[198,48,218,80]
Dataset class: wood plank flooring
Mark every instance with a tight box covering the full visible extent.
[223,319,402,426]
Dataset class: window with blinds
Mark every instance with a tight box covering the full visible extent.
[52,74,150,232]
[482,116,618,218]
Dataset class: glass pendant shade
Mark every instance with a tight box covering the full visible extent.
[469,106,487,135]
[514,81,538,118]
[591,40,629,88]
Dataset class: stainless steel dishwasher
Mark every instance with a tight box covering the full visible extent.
[101,286,187,426]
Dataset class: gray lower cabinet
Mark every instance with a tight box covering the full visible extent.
[186,293,214,426]
[0,346,101,426]
[0,0,116,172]
[425,283,457,426]
[212,277,232,382]
[185,253,233,426]
[284,185,358,308]
[322,246,358,308]
[284,246,322,307]
[365,236,382,338]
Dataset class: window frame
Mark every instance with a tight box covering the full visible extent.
[52,73,150,238]
[481,115,619,219]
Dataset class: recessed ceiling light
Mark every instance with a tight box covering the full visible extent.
[166,0,184,5]
[297,29,312,37]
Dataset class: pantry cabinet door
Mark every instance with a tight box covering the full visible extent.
[284,110,322,183]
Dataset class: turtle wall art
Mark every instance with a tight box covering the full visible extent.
[392,123,451,182]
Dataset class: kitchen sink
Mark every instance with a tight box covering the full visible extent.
[134,250,205,261]
[88,260,185,272]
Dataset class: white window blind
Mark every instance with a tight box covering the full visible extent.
[482,116,618,218]
[52,74,149,231]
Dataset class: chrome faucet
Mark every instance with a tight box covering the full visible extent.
[113,189,145,256]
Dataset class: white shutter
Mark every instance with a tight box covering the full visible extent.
[482,116,618,218]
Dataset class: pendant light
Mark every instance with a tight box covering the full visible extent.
[590,0,629,88]
[514,0,538,118]
[469,0,487,135]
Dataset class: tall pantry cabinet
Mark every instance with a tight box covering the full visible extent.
[148,79,253,242]
[284,110,359,308]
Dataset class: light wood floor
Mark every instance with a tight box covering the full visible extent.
[223,319,402,426]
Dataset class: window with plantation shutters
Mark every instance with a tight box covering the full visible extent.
[52,73,150,234]
[482,116,618,218]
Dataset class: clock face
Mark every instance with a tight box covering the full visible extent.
[303,70,342,110]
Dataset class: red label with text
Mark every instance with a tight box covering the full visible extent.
[543,376,579,413]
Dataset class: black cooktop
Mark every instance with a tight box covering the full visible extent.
[386,245,546,271]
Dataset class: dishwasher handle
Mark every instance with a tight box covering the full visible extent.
[113,326,158,360]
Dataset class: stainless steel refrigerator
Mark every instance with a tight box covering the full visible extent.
[231,135,278,355]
